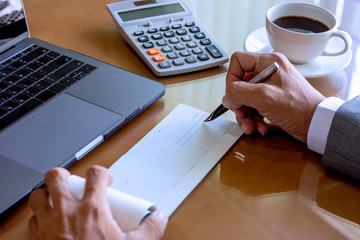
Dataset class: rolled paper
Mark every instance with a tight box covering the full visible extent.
[67,175,157,232]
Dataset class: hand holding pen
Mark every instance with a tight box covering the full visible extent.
[206,52,324,142]
[204,62,279,122]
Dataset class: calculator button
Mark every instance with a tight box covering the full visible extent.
[198,53,210,61]
[192,47,204,54]
[185,56,197,63]
[176,29,187,35]
[138,36,149,42]
[195,32,206,39]
[185,22,195,27]
[147,48,160,55]
[181,35,192,41]
[172,58,185,66]
[169,37,180,44]
[147,28,158,33]
[143,42,155,49]
[158,61,171,68]
[162,46,173,52]
[189,26,200,33]
[160,26,170,31]
[174,43,186,50]
[156,39,168,46]
[186,41,198,48]
[206,45,223,58]
[134,30,144,36]
[153,54,166,62]
[164,31,175,38]
[200,38,212,45]
[172,24,182,29]
[152,33,163,40]
[167,52,179,59]
[180,50,191,56]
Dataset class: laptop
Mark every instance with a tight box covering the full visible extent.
[0,0,165,216]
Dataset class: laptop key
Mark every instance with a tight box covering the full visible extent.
[12,93,30,104]
[0,67,12,78]
[69,70,87,80]
[0,92,11,103]
[36,90,57,102]
[48,56,72,68]
[18,55,35,64]
[23,87,41,97]
[28,72,44,81]
[34,80,51,90]
[0,82,7,91]
[55,60,84,76]
[28,47,48,58]
[1,100,19,112]
[7,61,24,71]
[44,73,62,83]
[2,75,20,85]
[49,83,67,93]
[5,85,23,95]
[59,77,77,86]
[35,56,52,66]
[24,63,42,72]
[17,79,34,88]
[79,64,96,73]
[44,51,60,60]
[0,98,42,131]
[0,108,6,118]
[38,66,55,75]
[13,69,31,78]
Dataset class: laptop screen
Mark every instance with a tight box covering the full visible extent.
[0,0,27,51]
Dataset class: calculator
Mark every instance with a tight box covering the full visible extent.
[107,0,229,77]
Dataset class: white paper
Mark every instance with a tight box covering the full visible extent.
[67,175,156,232]
[109,103,244,216]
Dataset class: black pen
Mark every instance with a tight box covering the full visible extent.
[204,62,280,122]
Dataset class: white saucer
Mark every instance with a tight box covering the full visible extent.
[244,27,352,78]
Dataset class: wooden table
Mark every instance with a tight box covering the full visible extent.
[1,0,360,239]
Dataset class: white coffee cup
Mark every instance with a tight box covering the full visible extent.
[266,3,352,63]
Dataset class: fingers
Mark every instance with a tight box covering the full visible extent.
[223,81,270,110]
[128,211,168,240]
[226,51,283,92]
[235,107,269,136]
[29,189,51,217]
[44,167,71,209]
[83,165,113,202]
[28,215,38,240]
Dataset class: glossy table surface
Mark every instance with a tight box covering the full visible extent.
[1,0,360,239]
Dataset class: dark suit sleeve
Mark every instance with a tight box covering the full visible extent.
[322,96,360,181]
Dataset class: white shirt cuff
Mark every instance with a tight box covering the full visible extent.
[307,97,345,154]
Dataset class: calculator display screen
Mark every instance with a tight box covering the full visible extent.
[118,3,185,22]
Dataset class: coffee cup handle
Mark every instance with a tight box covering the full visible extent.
[322,30,352,57]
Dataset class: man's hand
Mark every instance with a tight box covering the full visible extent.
[222,51,325,142]
[28,165,168,240]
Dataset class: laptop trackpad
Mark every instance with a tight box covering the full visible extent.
[0,94,121,173]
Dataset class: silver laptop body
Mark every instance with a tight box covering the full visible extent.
[0,0,165,216]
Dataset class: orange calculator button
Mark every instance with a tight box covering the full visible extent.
[147,48,160,55]
[153,54,165,62]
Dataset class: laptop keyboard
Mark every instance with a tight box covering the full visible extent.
[0,45,97,131]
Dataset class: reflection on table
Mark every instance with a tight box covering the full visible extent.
[1,0,360,239]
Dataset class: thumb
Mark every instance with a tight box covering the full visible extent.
[128,211,168,240]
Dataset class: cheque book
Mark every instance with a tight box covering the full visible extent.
[68,104,243,231]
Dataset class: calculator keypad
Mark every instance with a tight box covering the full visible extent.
[133,22,224,71]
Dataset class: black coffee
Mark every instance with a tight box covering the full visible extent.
[273,16,330,34]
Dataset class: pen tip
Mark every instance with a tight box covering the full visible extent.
[203,116,212,122]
